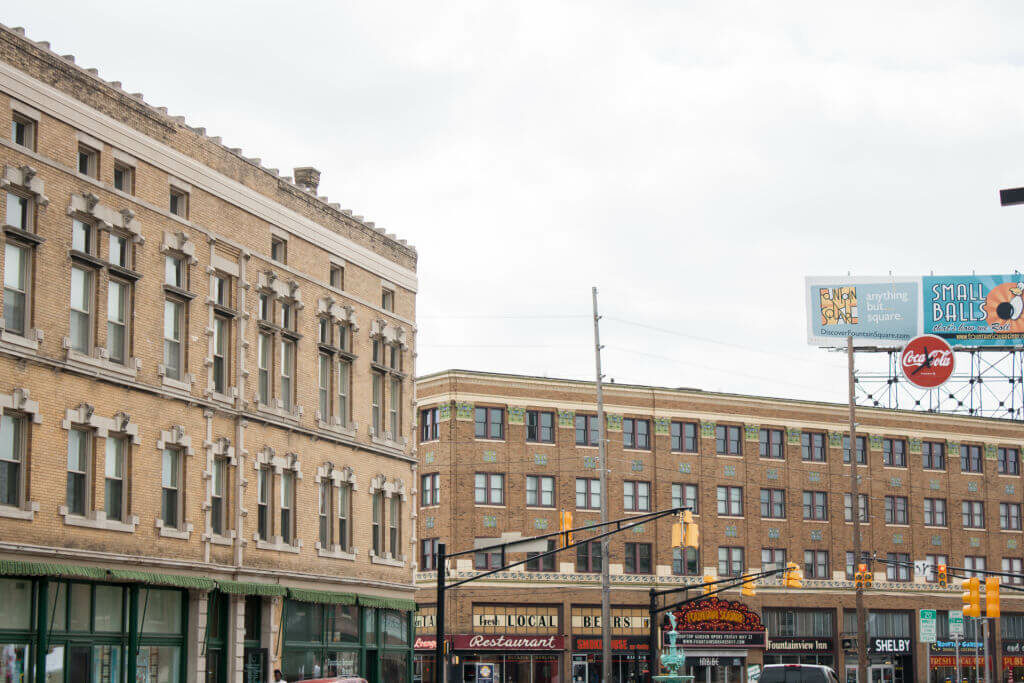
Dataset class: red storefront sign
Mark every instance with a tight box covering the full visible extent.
[930,655,985,667]
[414,634,564,651]
[414,636,438,651]
[1004,655,1024,667]
[573,636,649,652]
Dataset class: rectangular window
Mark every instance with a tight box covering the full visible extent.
[389,496,400,557]
[318,317,330,344]
[318,353,331,419]
[164,255,184,288]
[336,359,350,426]
[258,293,271,322]
[886,553,911,582]
[70,266,93,353]
[319,481,332,548]
[0,413,25,508]
[420,408,439,442]
[474,473,504,505]
[925,554,948,583]
[1003,558,1024,585]
[884,496,909,525]
[5,192,30,231]
[576,478,601,510]
[526,475,555,508]
[964,556,986,578]
[474,542,504,570]
[673,547,700,575]
[212,314,229,393]
[623,418,650,450]
[371,371,384,435]
[924,498,947,527]
[999,448,1021,475]
[845,552,857,580]
[760,488,785,519]
[280,471,295,544]
[1001,502,1022,530]
[72,219,93,254]
[803,491,828,520]
[718,546,744,577]
[67,428,90,516]
[624,542,652,574]
[104,436,126,522]
[801,432,826,462]
[3,241,30,336]
[257,333,271,404]
[381,287,394,311]
[759,428,784,459]
[257,466,269,540]
[169,188,188,218]
[11,113,35,150]
[421,473,440,507]
[163,298,184,380]
[922,441,946,470]
[716,425,741,455]
[762,548,787,571]
[575,415,599,446]
[389,377,401,437]
[338,483,351,550]
[78,144,99,178]
[211,457,226,536]
[963,500,985,529]
[526,410,555,443]
[421,538,439,571]
[843,435,867,465]
[280,339,295,411]
[804,550,829,579]
[330,264,344,289]
[717,486,743,517]
[270,236,287,263]
[961,444,983,473]
[623,480,651,512]
[526,540,557,572]
[672,483,698,513]
[213,274,230,308]
[108,233,129,269]
[844,493,868,523]
[337,322,349,351]
[474,407,504,440]
[372,492,382,554]
[161,448,181,528]
[883,438,907,467]
[113,163,134,194]
[671,421,698,452]
[576,541,602,573]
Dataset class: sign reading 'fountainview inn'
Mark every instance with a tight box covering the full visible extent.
[666,597,767,648]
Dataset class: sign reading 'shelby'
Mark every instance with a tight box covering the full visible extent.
[900,335,954,389]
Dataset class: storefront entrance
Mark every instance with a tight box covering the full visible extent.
[845,663,902,683]
[685,654,747,683]
[570,652,648,682]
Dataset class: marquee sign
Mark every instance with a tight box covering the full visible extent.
[667,597,767,649]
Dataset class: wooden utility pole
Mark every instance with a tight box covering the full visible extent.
[593,287,611,682]
[849,335,869,683]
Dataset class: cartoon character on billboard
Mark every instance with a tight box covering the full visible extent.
[985,282,1024,332]
[819,287,858,326]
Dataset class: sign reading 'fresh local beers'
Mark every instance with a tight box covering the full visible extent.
[472,605,559,634]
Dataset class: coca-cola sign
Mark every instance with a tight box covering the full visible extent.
[900,334,955,388]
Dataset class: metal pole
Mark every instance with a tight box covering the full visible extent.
[984,617,991,683]
[849,335,869,683]
[955,634,961,683]
[649,587,658,682]
[593,286,611,683]
[436,542,446,683]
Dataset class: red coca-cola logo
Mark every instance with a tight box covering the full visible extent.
[900,334,954,388]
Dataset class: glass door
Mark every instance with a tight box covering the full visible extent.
[870,665,894,683]
[571,655,588,683]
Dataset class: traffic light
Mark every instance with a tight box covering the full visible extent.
[863,565,873,589]
[559,510,573,547]
[784,562,804,588]
[671,521,682,549]
[682,510,699,549]
[962,578,981,618]
[702,574,715,595]
[854,563,873,590]
[741,574,756,597]
[986,577,1001,618]
[936,564,948,589]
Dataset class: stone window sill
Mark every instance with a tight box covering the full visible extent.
[155,518,193,539]
[370,432,407,450]
[253,401,301,424]
[0,327,41,351]
[203,531,236,545]
[159,372,193,393]
[206,389,237,406]
[316,542,357,561]
[317,417,358,439]
[0,501,38,520]
[65,348,139,380]
[254,536,302,554]
[60,507,139,533]
[370,552,406,568]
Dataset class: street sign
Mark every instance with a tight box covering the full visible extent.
[920,609,937,643]
[900,335,955,388]
[949,610,964,637]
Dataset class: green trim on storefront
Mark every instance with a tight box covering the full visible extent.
[357,595,417,611]
[108,569,216,589]
[0,559,108,579]
[288,587,358,604]
[218,580,287,596]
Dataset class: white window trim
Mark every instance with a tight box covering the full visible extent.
[252,446,303,552]
[10,100,40,122]
[368,474,407,566]
[155,425,195,539]
[0,387,41,520]
[58,404,140,532]
[252,270,303,421]
[204,263,239,405]
[314,463,358,560]
[202,434,237,545]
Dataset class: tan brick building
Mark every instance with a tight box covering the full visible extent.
[414,369,1024,683]
[0,24,418,683]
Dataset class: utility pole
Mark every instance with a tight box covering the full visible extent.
[593,287,611,683]
[848,335,868,683]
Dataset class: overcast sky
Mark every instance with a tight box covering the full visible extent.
[12,2,1024,404]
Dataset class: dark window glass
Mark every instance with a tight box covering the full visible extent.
[883,439,907,467]
[759,428,784,459]
[526,410,555,443]
[961,445,983,473]
[801,432,826,462]
[922,441,946,470]
[474,407,504,440]
[715,425,741,455]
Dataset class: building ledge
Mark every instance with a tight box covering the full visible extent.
[65,348,139,380]
[316,542,357,561]
[0,501,38,521]
[254,536,302,554]
[370,552,406,568]
[60,507,139,533]
[155,518,193,539]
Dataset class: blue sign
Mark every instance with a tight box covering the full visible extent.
[806,277,918,348]
[924,275,1024,347]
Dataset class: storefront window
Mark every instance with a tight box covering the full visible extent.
[69,583,91,631]
[0,578,31,629]
[94,586,124,632]
[139,589,182,634]
[0,643,30,681]
[382,652,408,680]
[364,609,377,646]
[91,644,122,682]
[137,645,181,682]
[384,611,409,647]
[47,583,67,631]
[325,650,359,677]
[328,604,360,644]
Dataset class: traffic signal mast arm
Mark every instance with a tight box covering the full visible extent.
[651,566,789,615]
[442,505,691,590]
[873,554,1024,590]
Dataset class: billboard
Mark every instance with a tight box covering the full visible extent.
[806,275,1024,349]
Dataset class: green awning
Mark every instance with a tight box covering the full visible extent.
[108,569,216,590]
[357,595,417,612]
[0,560,106,580]
[288,588,357,605]
[218,580,287,596]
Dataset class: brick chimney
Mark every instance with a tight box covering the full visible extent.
[293,167,321,194]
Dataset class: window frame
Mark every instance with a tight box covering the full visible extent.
[211,456,227,537]
[671,421,698,453]
[66,427,91,517]
[671,482,698,514]
[717,485,743,517]
[963,500,986,529]
[576,541,602,573]
[624,542,652,575]
[576,478,601,510]
[715,425,741,455]
[113,162,135,194]
[77,143,99,178]
[999,447,1021,476]
[162,296,185,381]
[3,238,32,337]
[160,446,183,530]
[924,498,947,527]
[474,407,504,440]
[759,428,784,459]
[575,414,600,447]
[623,480,651,512]
[526,474,555,508]
[673,546,700,576]
[420,472,440,507]
[804,550,830,579]
[802,491,828,521]
[843,435,867,465]
[11,112,35,150]
[922,441,946,470]
[843,493,868,523]
[106,275,131,363]
[257,332,272,405]
[1000,502,1022,531]
[69,264,95,354]
[761,547,787,571]
[421,538,439,571]
[211,312,230,394]
[474,472,505,506]
[718,546,744,577]
[0,411,27,509]
[760,488,785,519]
[256,465,270,541]
[5,190,32,232]
[420,408,439,443]
[886,552,911,582]
[883,438,907,467]
[280,338,296,411]
[473,543,504,571]
[270,236,287,264]
[801,432,826,462]
[103,434,128,522]
[961,444,983,473]
[381,287,394,312]
[169,187,189,218]
[526,410,555,444]
[623,418,650,450]
[884,495,909,525]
